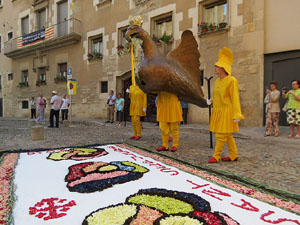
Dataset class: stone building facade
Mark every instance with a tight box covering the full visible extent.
[0,0,299,126]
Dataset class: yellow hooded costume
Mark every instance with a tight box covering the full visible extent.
[157,92,183,150]
[209,47,244,162]
[129,85,147,138]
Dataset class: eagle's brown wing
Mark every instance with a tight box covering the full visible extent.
[167,30,201,86]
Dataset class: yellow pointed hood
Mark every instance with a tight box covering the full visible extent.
[215,47,233,76]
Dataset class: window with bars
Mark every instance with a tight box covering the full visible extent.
[8,73,13,81]
[22,101,29,109]
[101,81,108,93]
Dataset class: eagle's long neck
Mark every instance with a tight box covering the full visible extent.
[139,32,160,58]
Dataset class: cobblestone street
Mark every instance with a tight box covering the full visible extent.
[0,118,299,196]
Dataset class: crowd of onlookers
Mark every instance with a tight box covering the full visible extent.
[264,80,300,138]
[105,90,189,126]
[30,91,70,128]
[28,79,300,136]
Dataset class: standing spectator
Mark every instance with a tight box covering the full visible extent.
[264,81,280,137]
[106,90,116,123]
[180,102,189,125]
[30,97,37,119]
[35,93,46,124]
[115,93,125,126]
[60,94,70,121]
[282,80,300,138]
[49,91,61,128]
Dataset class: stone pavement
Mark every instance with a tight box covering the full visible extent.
[0,117,299,196]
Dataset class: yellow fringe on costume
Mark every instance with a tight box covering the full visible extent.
[209,76,244,133]
[157,92,183,123]
[129,85,147,117]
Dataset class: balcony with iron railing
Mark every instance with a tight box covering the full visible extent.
[4,18,81,59]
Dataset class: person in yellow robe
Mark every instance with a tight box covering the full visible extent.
[156,92,183,152]
[128,85,147,140]
[207,47,244,163]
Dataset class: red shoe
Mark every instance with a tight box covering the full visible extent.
[208,157,218,163]
[221,157,238,161]
[171,146,177,152]
[129,136,136,139]
[156,146,168,151]
[135,136,141,140]
[168,137,173,142]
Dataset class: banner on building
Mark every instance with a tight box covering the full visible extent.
[17,27,54,48]
[67,79,77,96]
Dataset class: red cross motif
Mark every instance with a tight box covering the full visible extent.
[29,197,76,221]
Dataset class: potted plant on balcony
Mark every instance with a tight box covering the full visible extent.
[18,81,29,87]
[218,22,228,29]
[199,22,209,33]
[87,53,94,60]
[159,33,173,44]
[152,35,160,44]
[87,51,103,60]
[54,75,67,83]
[93,51,103,59]
[36,80,46,86]
[208,23,217,32]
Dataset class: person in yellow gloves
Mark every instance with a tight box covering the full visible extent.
[127,85,147,140]
[156,92,183,152]
[207,47,244,163]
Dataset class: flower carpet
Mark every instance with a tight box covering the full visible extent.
[0,144,299,225]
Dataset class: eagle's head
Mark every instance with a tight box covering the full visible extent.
[125,25,145,42]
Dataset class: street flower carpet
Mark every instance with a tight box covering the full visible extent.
[0,143,299,225]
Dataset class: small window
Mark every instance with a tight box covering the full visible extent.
[92,36,103,55]
[22,70,29,83]
[38,67,46,82]
[88,35,103,59]
[8,73,13,80]
[0,36,2,53]
[8,32,13,41]
[22,101,29,109]
[0,75,2,89]
[0,0,2,7]
[58,63,67,77]
[118,26,129,48]
[101,81,108,93]
[153,13,173,39]
[21,16,29,35]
